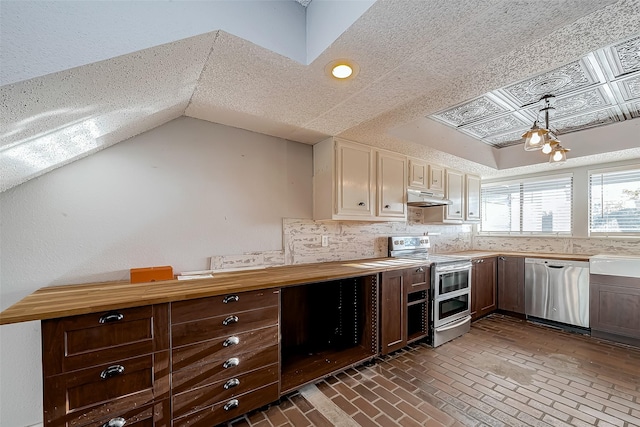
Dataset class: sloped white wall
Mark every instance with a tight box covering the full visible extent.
[0,117,312,426]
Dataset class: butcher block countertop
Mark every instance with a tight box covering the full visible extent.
[444,250,592,262]
[0,257,427,325]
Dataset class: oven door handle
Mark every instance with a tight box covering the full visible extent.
[435,316,471,332]
[435,262,472,273]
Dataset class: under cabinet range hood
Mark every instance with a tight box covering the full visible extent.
[406,188,453,207]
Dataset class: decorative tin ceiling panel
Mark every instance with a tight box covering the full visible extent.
[483,130,529,148]
[526,86,613,119]
[431,96,509,127]
[603,35,640,77]
[625,100,640,118]
[552,107,622,134]
[614,73,640,101]
[429,36,640,148]
[461,113,529,139]
[502,59,600,106]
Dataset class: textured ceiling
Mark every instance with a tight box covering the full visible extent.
[430,36,640,148]
[2,0,640,192]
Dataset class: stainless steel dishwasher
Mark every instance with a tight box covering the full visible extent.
[524,258,590,328]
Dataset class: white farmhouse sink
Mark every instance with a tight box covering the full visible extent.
[590,254,640,278]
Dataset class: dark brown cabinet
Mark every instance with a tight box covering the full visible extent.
[170,289,280,426]
[590,274,640,347]
[380,265,429,355]
[41,304,171,427]
[497,256,525,314]
[471,257,497,321]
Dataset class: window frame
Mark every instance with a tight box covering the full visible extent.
[480,173,574,236]
[588,164,640,237]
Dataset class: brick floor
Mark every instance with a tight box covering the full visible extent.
[222,314,640,427]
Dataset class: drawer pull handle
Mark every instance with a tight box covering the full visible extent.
[99,312,124,324]
[358,202,365,206]
[223,336,240,347]
[102,417,126,427]
[223,295,239,304]
[223,357,240,369]
[100,365,125,380]
[223,315,239,326]
[416,267,424,273]
[224,378,240,389]
[224,399,239,411]
[499,256,505,261]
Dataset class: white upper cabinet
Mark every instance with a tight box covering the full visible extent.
[377,150,407,218]
[408,157,427,189]
[429,165,445,193]
[336,141,375,217]
[445,169,464,222]
[465,174,481,222]
[313,138,406,221]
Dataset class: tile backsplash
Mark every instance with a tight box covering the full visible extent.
[210,208,472,269]
[210,210,639,270]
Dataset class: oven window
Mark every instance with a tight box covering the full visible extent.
[438,294,469,320]
[439,270,470,294]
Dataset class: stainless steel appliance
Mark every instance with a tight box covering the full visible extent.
[389,236,472,347]
[524,258,590,328]
[406,189,453,207]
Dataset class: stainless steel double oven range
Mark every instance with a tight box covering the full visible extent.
[389,236,472,347]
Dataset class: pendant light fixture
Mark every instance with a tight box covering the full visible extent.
[522,94,568,163]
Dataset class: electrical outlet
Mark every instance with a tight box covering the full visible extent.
[321,236,329,247]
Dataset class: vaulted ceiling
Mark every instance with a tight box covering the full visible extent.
[1,0,639,193]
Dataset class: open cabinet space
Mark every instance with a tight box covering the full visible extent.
[280,275,378,394]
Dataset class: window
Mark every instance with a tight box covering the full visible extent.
[481,175,573,234]
[589,165,640,236]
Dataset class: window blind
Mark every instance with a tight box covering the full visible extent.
[589,166,640,235]
[481,175,572,234]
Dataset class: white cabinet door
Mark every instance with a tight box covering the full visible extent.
[445,169,464,221]
[465,174,481,222]
[336,141,374,217]
[408,158,427,189]
[429,165,445,192]
[378,151,407,218]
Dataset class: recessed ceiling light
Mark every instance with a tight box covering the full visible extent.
[326,59,359,80]
[332,64,353,79]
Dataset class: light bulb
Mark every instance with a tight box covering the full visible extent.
[553,150,563,161]
[530,132,541,144]
[542,142,552,154]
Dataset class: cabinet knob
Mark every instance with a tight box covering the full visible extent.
[499,256,505,261]
[456,210,461,214]
[223,295,239,304]
[469,212,474,215]
[384,204,390,209]
[358,202,366,206]
[223,336,240,347]
[416,267,425,273]
[223,399,239,411]
[100,365,125,380]
[224,378,240,390]
[102,417,126,427]
[223,357,240,369]
[99,312,124,324]
[222,315,239,326]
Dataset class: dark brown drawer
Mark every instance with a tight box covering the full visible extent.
[407,265,429,291]
[172,345,279,393]
[44,352,170,427]
[173,383,278,427]
[173,363,278,418]
[74,399,170,427]
[171,305,278,348]
[171,289,279,324]
[172,325,278,372]
[42,304,169,375]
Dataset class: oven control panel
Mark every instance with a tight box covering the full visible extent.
[388,236,430,251]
